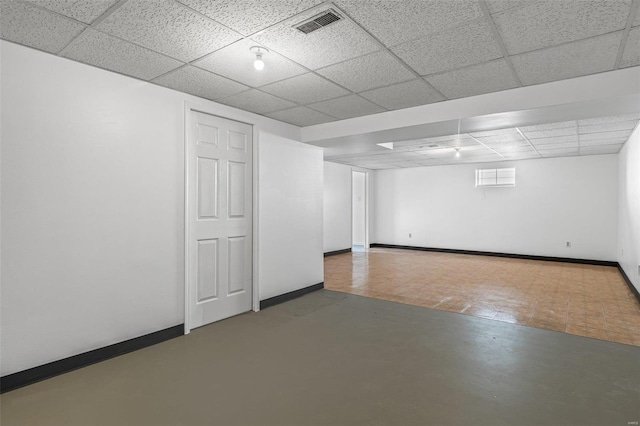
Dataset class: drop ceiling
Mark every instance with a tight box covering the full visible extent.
[2,0,639,168]
[325,112,640,169]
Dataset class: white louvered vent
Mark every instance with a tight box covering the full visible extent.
[295,9,342,34]
[475,167,516,187]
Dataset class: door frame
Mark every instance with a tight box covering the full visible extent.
[183,102,260,334]
[351,169,370,249]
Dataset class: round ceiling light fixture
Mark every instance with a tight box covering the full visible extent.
[250,46,269,71]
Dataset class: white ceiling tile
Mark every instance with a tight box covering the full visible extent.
[316,51,414,92]
[97,0,241,62]
[492,0,631,54]
[485,0,530,14]
[417,146,491,158]
[426,59,519,99]
[538,147,579,156]
[62,29,183,81]
[359,80,445,110]
[500,151,540,159]
[579,121,638,134]
[620,26,640,68]
[530,141,578,149]
[153,66,249,100]
[522,127,577,139]
[260,73,349,104]
[252,9,379,70]
[527,135,578,146]
[26,0,117,24]
[475,139,528,149]
[335,0,483,46]
[396,161,425,168]
[393,139,439,150]
[479,140,530,150]
[266,106,336,126]
[493,144,536,152]
[193,39,306,87]
[455,155,505,164]
[418,134,480,147]
[580,145,624,154]
[216,89,296,114]
[512,32,621,86]
[177,0,323,36]
[416,160,446,167]
[0,1,85,53]
[416,144,494,158]
[518,121,577,132]
[579,129,633,141]
[579,138,627,146]
[470,128,520,138]
[393,20,503,76]
[309,95,386,120]
[578,113,640,125]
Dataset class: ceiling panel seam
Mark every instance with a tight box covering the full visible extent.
[478,1,522,86]
[614,0,639,69]
[57,0,128,55]
[328,2,448,100]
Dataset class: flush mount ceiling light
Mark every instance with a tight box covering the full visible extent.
[250,46,268,71]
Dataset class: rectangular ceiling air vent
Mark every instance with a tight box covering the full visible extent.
[295,9,342,34]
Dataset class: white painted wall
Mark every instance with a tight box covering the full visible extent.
[0,41,303,376]
[374,155,618,261]
[323,161,352,253]
[618,126,640,292]
[352,171,366,246]
[258,135,324,300]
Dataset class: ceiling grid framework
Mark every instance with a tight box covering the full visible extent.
[324,113,640,169]
[1,0,639,165]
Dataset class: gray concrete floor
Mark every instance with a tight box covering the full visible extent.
[1,290,639,425]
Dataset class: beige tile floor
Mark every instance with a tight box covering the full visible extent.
[325,248,640,346]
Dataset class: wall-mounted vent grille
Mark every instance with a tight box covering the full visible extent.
[295,10,342,34]
[475,167,516,187]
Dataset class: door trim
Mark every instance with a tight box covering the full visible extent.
[183,102,260,334]
[351,170,369,248]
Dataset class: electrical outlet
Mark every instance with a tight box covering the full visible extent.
[409,233,412,238]
[566,241,571,248]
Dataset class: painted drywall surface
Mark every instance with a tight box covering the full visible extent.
[618,126,640,292]
[0,41,299,376]
[323,162,352,253]
[352,171,366,246]
[374,155,618,261]
[258,134,324,300]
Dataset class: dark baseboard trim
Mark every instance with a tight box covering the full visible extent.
[1,324,184,394]
[260,282,324,310]
[324,248,352,257]
[370,243,618,267]
[618,263,640,304]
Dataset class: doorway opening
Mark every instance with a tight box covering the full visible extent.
[352,170,367,251]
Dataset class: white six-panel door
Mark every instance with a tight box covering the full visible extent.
[187,111,253,329]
